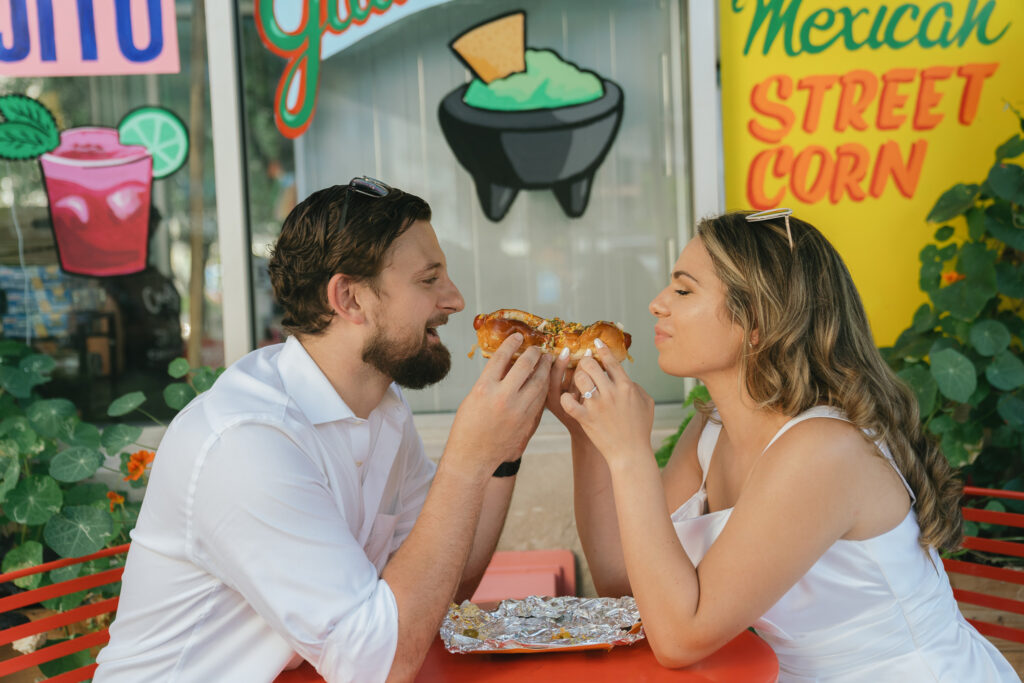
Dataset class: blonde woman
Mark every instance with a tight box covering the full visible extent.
[548,211,1017,681]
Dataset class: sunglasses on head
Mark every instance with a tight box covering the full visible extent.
[746,207,794,250]
[339,175,392,231]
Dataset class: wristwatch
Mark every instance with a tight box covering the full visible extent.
[492,457,522,477]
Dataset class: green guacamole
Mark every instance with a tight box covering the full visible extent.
[463,49,604,111]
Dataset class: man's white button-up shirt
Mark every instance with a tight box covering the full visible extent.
[95,336,436,683]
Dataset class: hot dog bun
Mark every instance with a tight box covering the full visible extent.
[471,309,631,367]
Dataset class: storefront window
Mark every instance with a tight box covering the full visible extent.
[0,1,222,421]
[239,0,691,411]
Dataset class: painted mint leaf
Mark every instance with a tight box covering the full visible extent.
[997,394,1024,428]
[897,365,937,418]
[986,351,1024,391]
[44,505,113,558]
[107,391,146,417]
[2,540,43,590]
[26,398,76,438]
[164,382,196,410]
[930,348,977,403]
[49,446,104,483]
[996,133,1024,161]
[927,184,978,223]
[0,95,58,139]
[101,424,142,454]
[6,475,62,525]
[167,357,190,378]
[987,163,1024,204]
[969,320,1012,356]
[0,121,57,160]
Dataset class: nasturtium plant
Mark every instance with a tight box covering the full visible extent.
[882,108,1024,506]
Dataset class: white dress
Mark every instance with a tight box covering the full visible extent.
[671,406,1019,682]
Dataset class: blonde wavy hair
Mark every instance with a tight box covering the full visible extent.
[696,211,963,552]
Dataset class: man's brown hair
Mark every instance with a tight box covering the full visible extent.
[268,183,431,336]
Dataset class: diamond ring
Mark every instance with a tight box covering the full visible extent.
[582,388,598,400]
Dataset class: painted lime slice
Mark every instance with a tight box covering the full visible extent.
[117,107,188,179]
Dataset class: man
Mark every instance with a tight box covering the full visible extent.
[95,179,552,682]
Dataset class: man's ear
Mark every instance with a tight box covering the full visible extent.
[327,273,369,325]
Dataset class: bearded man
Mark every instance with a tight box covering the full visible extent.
[95,179,552,682]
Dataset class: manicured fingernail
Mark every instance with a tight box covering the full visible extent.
[559,347,569,359]
[594,339,606,349]
[584,349,593,357]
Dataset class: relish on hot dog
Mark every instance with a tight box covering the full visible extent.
[469,309,632,367]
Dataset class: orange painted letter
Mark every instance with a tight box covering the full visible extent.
[831,143,870,203]
[956,63,998,125]
[914,66,953,130]
[835,70,878,132]
[749,75,795,143]
[790,146,834,204]
[747,147,793,209]
[870,140,928,198]
[876,68,916,130]
[797,74,839,134]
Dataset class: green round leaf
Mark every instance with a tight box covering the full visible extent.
[996,133,1024,161]
[930,242,998,321]
[2,540,43,590]
[67,420,101,449]
[43,505,114,558]
[930,348,977,403]
[49,446,104,483]
[996,262,1024,298]
[927,413,956,436]
[168,357,190,379]
[969,320,1011,356]
[107,391,146,417]
[26,398,76,438]
[163,382,196,410]
[966,207,986,241]
[910,304,936,334]
[986,351,1024,391]
[898,365,938,418]
[19,354,55,374]
[933,225,955,241]
[987,162,1024,204]
[1,416,41,453]
[986,202,1024,252]
[192,367,216,393]
[0,365,34,398]
[6,475,63,525]
[927,183,979,223]
[0,452,20,502]
[63,482,110,507]
[101,424,143,454]
[997,394,1024,428]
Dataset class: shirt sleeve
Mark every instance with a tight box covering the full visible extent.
[389,419,437,555]
[188,422,397,683]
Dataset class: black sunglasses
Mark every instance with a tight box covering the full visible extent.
[339,175,391,231]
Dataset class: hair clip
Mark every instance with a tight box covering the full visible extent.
[746,208,794,250]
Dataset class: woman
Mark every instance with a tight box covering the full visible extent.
[548,211,1017,681]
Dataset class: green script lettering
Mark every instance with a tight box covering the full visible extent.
[736,0,1011,56]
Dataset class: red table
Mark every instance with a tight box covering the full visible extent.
[275,630,778,682]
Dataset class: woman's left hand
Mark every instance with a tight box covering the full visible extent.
[560,339,655,465]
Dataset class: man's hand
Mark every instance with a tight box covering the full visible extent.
[447,333,553,472]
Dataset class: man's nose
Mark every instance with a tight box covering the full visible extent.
[442,278,465,313]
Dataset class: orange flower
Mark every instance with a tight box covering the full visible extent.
[941,271,966,284]
[123,449,156,481]
[107,491,125,512]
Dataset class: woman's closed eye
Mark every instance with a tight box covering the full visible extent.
[422,277,439,285]
[674,289,691,296]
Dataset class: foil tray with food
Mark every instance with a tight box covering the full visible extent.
[440,595,645,654]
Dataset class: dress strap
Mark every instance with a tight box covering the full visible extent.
[695,415,723,487]
[762,405,848,455]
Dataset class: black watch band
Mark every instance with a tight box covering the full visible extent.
[492,457,522,478]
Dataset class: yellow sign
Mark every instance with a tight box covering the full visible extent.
[719,0,1024,345]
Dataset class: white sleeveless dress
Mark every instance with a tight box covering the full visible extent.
[671,406,1019,682]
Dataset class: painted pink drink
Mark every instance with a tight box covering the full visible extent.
[40,128,153,276]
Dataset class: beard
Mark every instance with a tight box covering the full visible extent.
[361,318,452,390]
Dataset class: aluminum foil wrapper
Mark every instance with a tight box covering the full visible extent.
[440,595,645,653]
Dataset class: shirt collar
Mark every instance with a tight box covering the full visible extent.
[278,335,404,425]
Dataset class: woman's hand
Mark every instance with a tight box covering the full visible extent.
[560,339,655,465]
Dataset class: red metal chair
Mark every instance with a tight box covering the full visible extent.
[943,486,1024,646]
[0,543,129,682]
